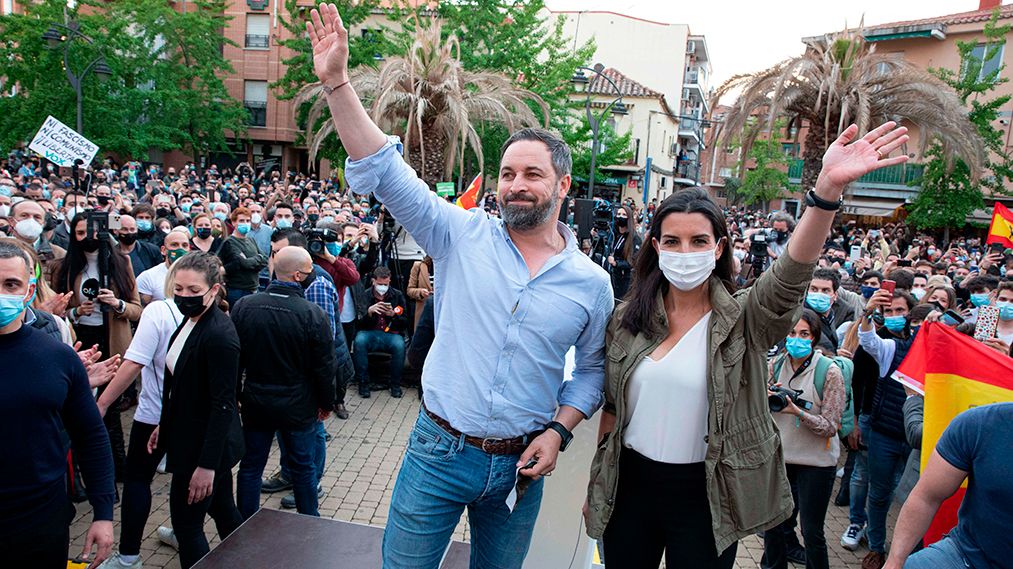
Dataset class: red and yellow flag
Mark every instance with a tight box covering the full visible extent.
[456,174,483,210]
[986,202,1013,248]
[893,322,1013,544]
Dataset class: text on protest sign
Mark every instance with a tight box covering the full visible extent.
[28,116,99,167]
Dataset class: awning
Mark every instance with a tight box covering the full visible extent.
[840,197,905,217]
[602,164,641,173]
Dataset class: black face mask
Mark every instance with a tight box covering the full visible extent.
[614,218,627,231]
[118,232,138,246]
[308,214,319,224]
[97,195,111,206]
[300,270,316,289]
[174,292,209,318]
[775,230,788,244]
[80,237,100,253]
[156,208,171,218]
[44,212,59,232]
[196,227,212,240]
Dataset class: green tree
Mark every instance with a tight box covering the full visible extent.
[564,115,634,191]
[734,119,792,206]
[907,9,1013,235]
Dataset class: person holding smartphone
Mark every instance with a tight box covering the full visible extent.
[351,266,408,398]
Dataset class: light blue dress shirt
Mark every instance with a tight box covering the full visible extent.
[345,137,614,439]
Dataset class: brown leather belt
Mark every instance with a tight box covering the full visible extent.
[423,403,543,456]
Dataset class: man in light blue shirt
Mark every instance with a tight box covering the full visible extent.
[307,5,613,568]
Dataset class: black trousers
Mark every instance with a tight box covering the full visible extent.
[342,321,356,351]
[170,469,243,569]
[119,421,163,556]
[762,464,836,569]
[1,500,76,568]
[75,324,127,481]
[603,449,737,569]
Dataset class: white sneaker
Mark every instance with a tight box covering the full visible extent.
[156,455,167,474]
[156,526,179,550]
[841,522,866,551]
[96,552,143,568]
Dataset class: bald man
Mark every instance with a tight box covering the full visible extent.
[230,246,337,519]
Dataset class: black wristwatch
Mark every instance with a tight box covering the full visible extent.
[546,421,573,452]
[806,189,843,211]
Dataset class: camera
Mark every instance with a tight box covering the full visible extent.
[768,385,812,413]
[303,227,339,256]
[592,201,613,232]
[749,231,770,275]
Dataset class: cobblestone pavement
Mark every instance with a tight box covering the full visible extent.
[70,390,900,568]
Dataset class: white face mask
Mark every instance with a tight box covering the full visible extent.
[15,218,43,242]
[251,213,263,225]
[0,205,8,218]
[658,247,717,291]
[374,284,389,296]
[733,249,746,261]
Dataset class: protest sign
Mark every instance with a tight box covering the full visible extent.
[28,116,99,167]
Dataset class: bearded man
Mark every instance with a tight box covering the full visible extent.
[305,4,614,567]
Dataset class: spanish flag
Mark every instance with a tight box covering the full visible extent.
[986,202,1013,248]
[893,322,1013,544]
[456,174,483,210]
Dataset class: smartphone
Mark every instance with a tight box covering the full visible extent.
[881,280,896,297]
[975,305,1000,342]
[897,259,912,267]
[942,309,965,326]
[850,245,862,261]
[989,242,1005,256]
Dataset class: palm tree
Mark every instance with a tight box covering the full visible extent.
[711,24,984,192]
[295,17,548,188]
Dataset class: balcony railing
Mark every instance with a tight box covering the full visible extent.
[685,70,700,84]
[245,34,269,49]
[244,100,267,127]
[787,159,924,187]
[676,162,701,182]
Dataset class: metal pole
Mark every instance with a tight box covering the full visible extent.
[76,83,83,134]
[643,156,651,208]
[588,126,598,200]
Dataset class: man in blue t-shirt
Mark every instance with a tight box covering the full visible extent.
[884,402,1013,569]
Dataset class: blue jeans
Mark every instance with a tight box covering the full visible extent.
[353,330,405,386]
[226,287,254,310]
[866,425,910,552]
[237,424,319,518]
[279,421,326,484]
[383,409,544,569]
[849,414,874,526]
[904,537,969,569]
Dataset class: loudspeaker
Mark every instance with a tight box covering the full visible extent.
[573,198,595,241]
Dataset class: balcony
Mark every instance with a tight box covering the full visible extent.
[245,34,269,49]
[675,162,701,183]
[244,100,267,127]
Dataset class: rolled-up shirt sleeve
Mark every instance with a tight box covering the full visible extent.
[344,136,472,260]
[858,327,895,377]
[559,282,614,418]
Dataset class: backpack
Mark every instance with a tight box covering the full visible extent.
[772,353,855,438]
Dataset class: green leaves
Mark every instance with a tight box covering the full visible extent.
[909,8,1013,231]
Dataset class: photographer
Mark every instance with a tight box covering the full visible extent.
[309,222,359,298]
[763,309,845,569]
[352,266,408,399]
[768,212,795,260]
[338,222,380,348]
[602,204,640,299]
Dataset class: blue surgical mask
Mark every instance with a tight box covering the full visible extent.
[321,216,335,225]
[42,190,51,199]
[911,288,926,300]
[137,219,153,232]
[806,292,833,313]
[0,280,34,327]
[55,198,63,209]
[884,315,907,332]
[276,218,293,229]
[998,301,1013,321]
[970,293,990,307]
[181,203,192,213]
[236,222,251,235]
[785,336,813,359]
[0,186,12,197]
[861,286,878,299]
[213,212,227,221]
[325,242,341,256]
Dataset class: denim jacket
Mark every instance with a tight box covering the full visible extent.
[585,250,817,553]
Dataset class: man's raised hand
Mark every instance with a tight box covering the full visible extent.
[308,4,350,87]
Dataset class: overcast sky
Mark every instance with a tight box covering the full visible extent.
[544,0,1005,92]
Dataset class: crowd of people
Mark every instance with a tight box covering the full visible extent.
[1,5,1011,569]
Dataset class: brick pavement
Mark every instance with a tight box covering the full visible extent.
[70,390,900,568]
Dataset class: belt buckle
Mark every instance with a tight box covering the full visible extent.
[481,438,503,452]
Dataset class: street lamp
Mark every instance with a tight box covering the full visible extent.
[41,20,112,134]
[571,63,625,199]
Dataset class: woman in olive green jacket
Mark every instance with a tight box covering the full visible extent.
[584,122,911,568]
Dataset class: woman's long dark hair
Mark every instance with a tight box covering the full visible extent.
[54,213,136,298]
[620,187,735,336]
[618,204,636,263]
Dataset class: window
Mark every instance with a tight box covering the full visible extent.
[719,167,733,178]
[660,177,667,188]
[2,0,13,14]
[245,14,270,49]
[361,28,384,60]
[966,44,1004,82]
[782,143,797,157]
[783,199,801,218]
[244,81,268,127]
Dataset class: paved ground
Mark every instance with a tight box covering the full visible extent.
[69,389,900,568]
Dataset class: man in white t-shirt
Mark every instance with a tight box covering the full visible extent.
[137,229,191,305]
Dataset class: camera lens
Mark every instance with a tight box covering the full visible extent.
[768,391,788,413]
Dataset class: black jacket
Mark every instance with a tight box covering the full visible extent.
[870,333,916,441]
[160,304,245,474]
[354,284,409,333]
[231,282,337,431]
